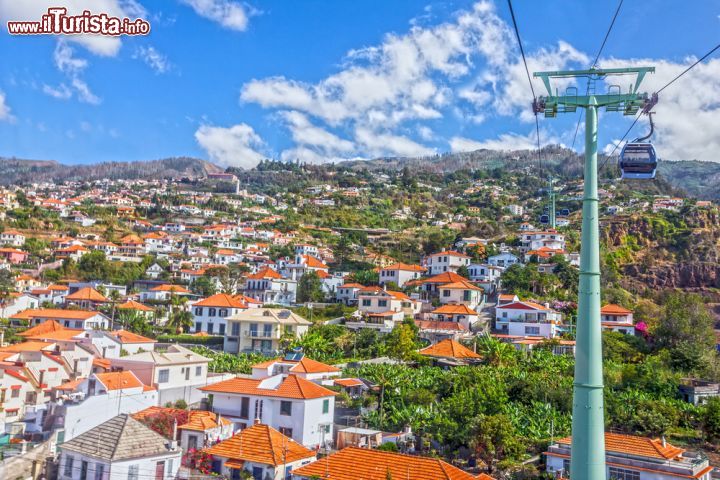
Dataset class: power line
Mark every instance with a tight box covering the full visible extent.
[570,0,624,150]
[656,42,720,94]
[506,0,543,172]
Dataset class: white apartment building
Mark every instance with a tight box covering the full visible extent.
[379,263,426,287]
[423,251,471,275]
[518,230,566,253]
[347,288,421,332]
[200,373,336,449]
[191,293,249,335]
[244,267,298,305]
[495,300,564,338]
[335,282,363,306]
[223,309,311,356]
[109,345,211,405]
[600,304,635,334]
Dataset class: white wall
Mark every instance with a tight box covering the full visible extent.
[58,448,181,480]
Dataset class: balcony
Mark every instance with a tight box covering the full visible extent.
[244,330,277,339]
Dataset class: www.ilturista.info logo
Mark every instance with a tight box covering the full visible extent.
[7,8,150,36]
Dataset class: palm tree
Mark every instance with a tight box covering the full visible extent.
[108,289,122,328]
[167,309,193,334]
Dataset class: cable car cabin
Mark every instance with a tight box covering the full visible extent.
[539,214,550,224]
[560,208,570,217]
[620,142,657,179]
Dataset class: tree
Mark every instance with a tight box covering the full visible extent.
[471,413,523,472]
[192,276,217,297]
[457,265,470,279]
[77,250,109,280]
[167,309,193,334]
[297,271,324,303]
[334,235,353,266]
[351,269,379,286]
[702,397,720,442]
[655,293,715,371]
[385,321,420,361]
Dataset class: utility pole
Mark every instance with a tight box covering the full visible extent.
[533,67,656,480]
[549,177,556,229]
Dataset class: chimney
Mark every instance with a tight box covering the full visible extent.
[254,417,261,425]
[172,418,178,441]
[38,370,45,387]
[661,436,667,448]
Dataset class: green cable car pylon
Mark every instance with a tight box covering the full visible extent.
[532,67,656,480]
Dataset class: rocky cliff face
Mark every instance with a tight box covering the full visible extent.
[603,209,720,293]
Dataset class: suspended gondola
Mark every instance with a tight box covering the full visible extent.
[619,112,658,180]
[539,214,550,224]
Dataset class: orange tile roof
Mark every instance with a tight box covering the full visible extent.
[0,341,54,353]
[496,301,551,311]
[11,308,98,320]
[18,319,65,337]
[431,304,478,315]
[334,378,364,387]
[292,446,477,480]
[289,357,340,374]
[206,423,315,466]
[200,374,336,400]
[27,328,84,342]
[95,371,144,391]
[117,299,154,312]
[339,283,364,289]
[247,267,283,280]
[439,281,483,291]
[111,329,155,344]
[415,320,467,332]
[383,263,426,272]
[65,287,108,302]
[301,254,329,269]
[48,284,70,291]
[180,411,232,432]
[150,284,191,293]
[56,377,86,391]
[419,339,481,360]
[428,250,470,258]
[194,293,248,309]
[555,432,684,461]
[419,272,469,284]
[93,358,111,370]
[601,304,633,315]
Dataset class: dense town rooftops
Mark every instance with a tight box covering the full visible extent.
[199,373,336,400]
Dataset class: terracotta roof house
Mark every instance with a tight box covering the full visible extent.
[205,422,316,479]
[545,432,713,480]
[419,339,481,365]
[64,287,108,309]
[293,446,478,480]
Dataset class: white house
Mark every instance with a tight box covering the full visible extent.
[438,280,484,311]
[487,252,520,268]
[244,267,297,306]
[495,300,564,338]
[57,414,182,480]
[191,293,249,335]
[223,308,311,356]
[379,263,426,287]
[600,304,635,334]
[349,287,421,332]
[200,373,336,449]
[0,229,25,247]
[10,308,109,330]
[48,371,158,441]
[518,230,566,253]
[206,422,317,480]
[0,293,39,318]
[423,251,470,275]
[250,353,340,383]
[109,345,211,405]
[545,432,712,480]
[335,282,363,306]
[429,304,480,331]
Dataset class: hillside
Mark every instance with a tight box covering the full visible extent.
[0,156,222,185]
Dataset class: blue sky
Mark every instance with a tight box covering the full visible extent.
[0,0,718,166]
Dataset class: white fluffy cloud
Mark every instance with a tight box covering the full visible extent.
[179,0,250,31]
[0,91,13,122]
[194,123,266,168]
[133,46,171,74]
[47,41,101,104]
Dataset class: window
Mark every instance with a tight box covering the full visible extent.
[195,366,202,377]
[279,427,293,438]
[443,290,450,297]
[231,323,240,336]
[263,324,273,337]
[207,323,214,334]
[155,461,165,480]
[280,401,292,416]
[208,308,216,316]
[219,309,228,317]
[64,456,74,477]
[502,312,508,318]
[219,324,225,335]
[525,326,540,335]
[11,388,19,398]
[80,460,88,480]
[158,369,169,383]
[463,290,471,301]
[166,459,174,479]
[362,299,371,307]
[194,307,202,316]
[95,463,104,480]
[240,397,249,419]
[252,467,264,480]
[322,399,330,414]
[608,467,640,480]
[562,459,570,475]
[255,399,264,420]
[195,322,202,332]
